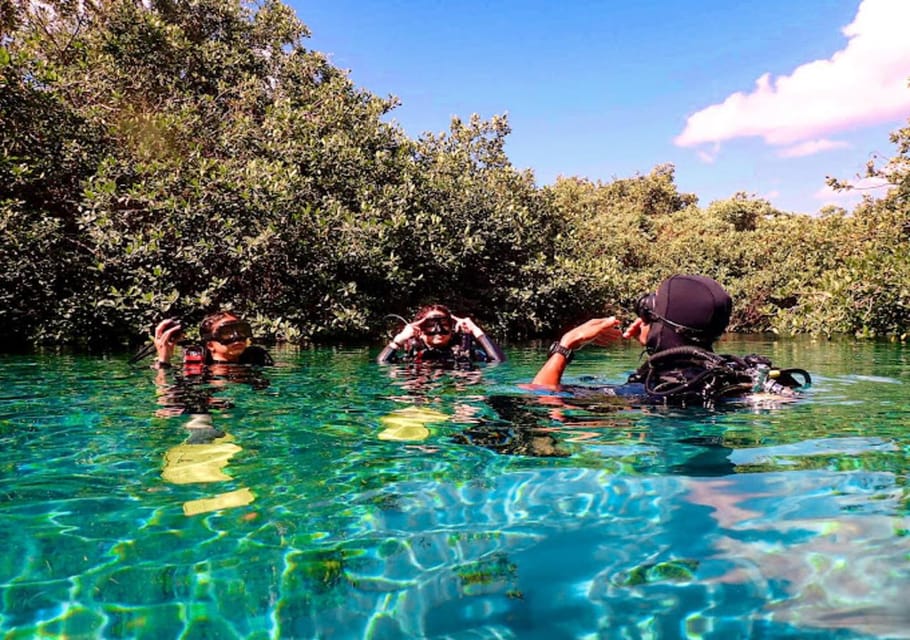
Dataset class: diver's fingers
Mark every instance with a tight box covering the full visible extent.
[569,317,618,348]
[154,319,172,338]
[451,315,469,333]
[623,317,644,339]
[398,322,419,340]
[155,318,181,339]
[591,325,623,345]
[155,324,182,348]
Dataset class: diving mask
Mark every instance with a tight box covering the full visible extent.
[207,320,252,345]
[419,316,453,335]
[635,293,657,323]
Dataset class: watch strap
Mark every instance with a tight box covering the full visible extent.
[548,341,574,363]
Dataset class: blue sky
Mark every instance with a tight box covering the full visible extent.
[289,0,910,214]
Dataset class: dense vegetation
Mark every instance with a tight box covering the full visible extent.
[2,0,908,349]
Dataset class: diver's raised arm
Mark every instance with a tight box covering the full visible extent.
[152,318,183,370]
[531,317,622,387]
[377,321,418,364]
[454,315,506,363]
[475,334,506,363]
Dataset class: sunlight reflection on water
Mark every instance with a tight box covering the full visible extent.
[0,337,907,638]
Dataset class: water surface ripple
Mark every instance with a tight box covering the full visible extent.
[0,337,908,639]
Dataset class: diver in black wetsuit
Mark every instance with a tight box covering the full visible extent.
[149,310,272,427]
[532,274,809,406]
[152,311,273,371]
[145,312,271,514]
[377,304,505,368]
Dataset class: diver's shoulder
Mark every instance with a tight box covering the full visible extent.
[239,345,274,366]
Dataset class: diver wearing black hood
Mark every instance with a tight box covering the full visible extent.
[532,274,809,406]
[637,274,731,354]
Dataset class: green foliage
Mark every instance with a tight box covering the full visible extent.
[545,165,702,318]
[548,169,908,339]
[771,204,910,338]
[704,192,773,232]
[1,0,908,348]
[1,0,574,345]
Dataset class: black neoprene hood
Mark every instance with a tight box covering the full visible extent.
[645,274,732,353]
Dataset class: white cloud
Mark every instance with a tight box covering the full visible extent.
[675,0,910,149]
[778,139,851,158]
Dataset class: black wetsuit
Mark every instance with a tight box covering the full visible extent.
[377,333,505,368]
[460,350,808,458]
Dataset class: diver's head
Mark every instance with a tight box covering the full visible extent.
[413,304,455,349]
[200,311,252,362]
[635,275,731,354]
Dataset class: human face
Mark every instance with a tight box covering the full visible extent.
[417,314,454,348]
[206,318,251,362]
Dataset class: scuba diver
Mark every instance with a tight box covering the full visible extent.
[151,311,273,370]
[377,304,505,367]
[139,310,273,425]
[144,310,273,415]
[532,274,810,407]
[140,311,273,515]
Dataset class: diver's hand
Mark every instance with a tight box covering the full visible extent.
[532,317,620,387]
[391,322,418,347]
[154,318,183,364]
[453,315,484,338]
[560,317,622,350]
[622,317,646,341]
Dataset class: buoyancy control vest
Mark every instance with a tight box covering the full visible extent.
[406,332,487,369]
[627,346,811,407]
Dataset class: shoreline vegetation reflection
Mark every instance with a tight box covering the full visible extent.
[1,337,908,638]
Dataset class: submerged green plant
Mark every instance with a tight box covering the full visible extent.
[613,558,700,587]
[455,553,517,591]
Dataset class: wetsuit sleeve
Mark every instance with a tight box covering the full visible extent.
[476,334,506,363]
[377,342,401,364]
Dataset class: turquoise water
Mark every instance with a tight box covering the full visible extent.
[1,337,908,639]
